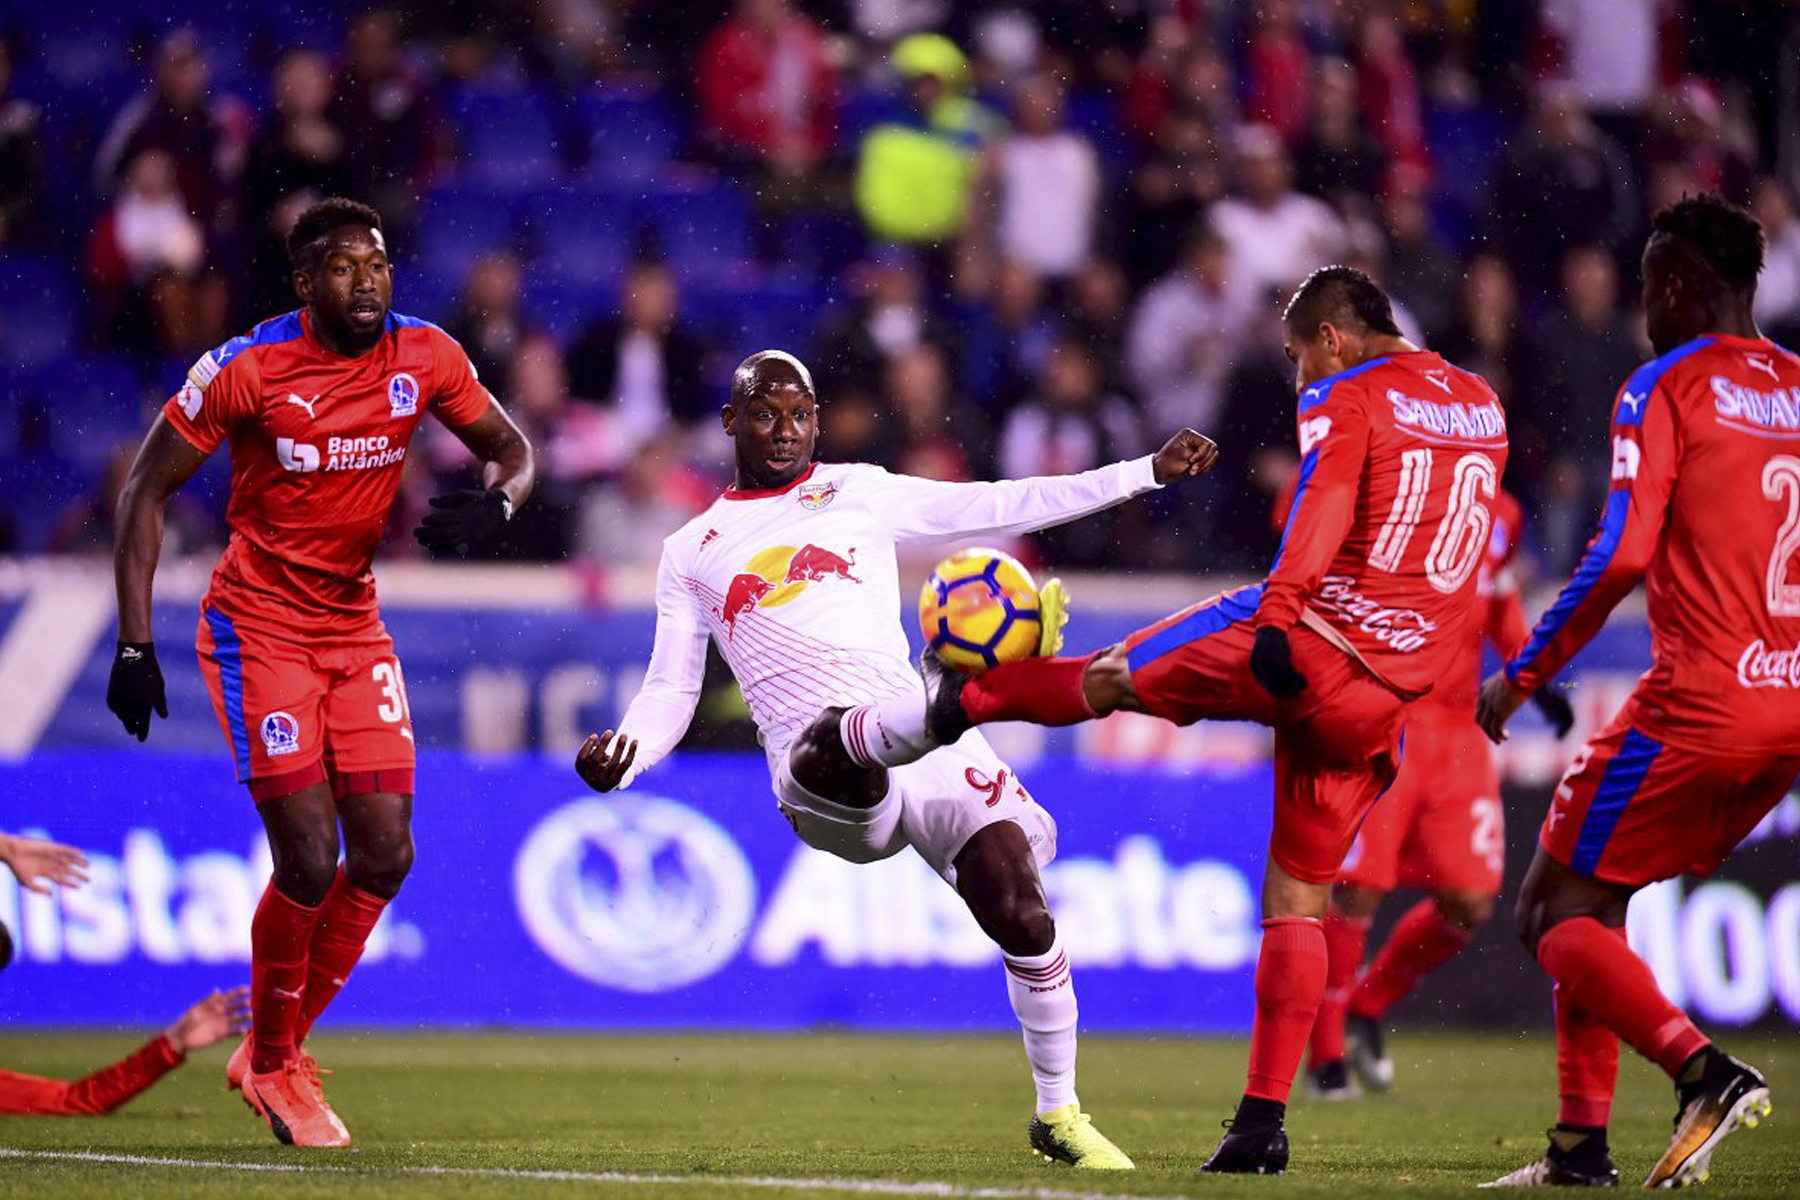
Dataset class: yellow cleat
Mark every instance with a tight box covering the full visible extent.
[1036,578,1070,657]
[1027,1104,1135,1170]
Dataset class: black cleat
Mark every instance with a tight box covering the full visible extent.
[919,648,973,746]
[1483,1126,1618,1188]
[1305,1059,1360,1100]
[1199,1118,1290,1175]
[1645,1049,1771,1188]
[1345,1012,1393,1092]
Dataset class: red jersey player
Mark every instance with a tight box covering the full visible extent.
[869,267,1509,1173]
[1305,491,1572,1099]
[1478,197,1796,1189]
[105,198,535,1147]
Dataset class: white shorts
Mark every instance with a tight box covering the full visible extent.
[772,730,1058,886]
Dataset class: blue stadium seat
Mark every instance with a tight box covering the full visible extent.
[32,355,158,473]
[774,211,865,279]
[641,181,752,280]
[1067,92,1135,181]
[451,86,569,189]
[0,255,82,369]
[523,277,617,347]
[687,275,827,365]
[522,188,636,287]
[411,187,522,284]
[577,86,681,181]
[0,449,88,553]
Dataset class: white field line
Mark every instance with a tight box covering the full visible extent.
[0,1147,1191,1200]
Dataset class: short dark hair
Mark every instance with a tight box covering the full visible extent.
[287,197,384,268]
[730,350,815,405]
[1649,193,1764,294]
[1283,265,1403,339]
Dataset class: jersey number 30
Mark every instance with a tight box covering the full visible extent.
[1369,449,1496,593]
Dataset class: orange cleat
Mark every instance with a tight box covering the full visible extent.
[244,1057,351,1148]
[225,1035,252,1099]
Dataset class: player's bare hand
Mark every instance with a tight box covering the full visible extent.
[166,986,251,1055]
[575,730,638,793]
[0,833,89,894]
[1476,670,1529,744]
[1152,429,1219,485]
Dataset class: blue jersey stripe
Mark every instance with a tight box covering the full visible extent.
[387,310,442,332]
[1267,356,1388,574]
[1506,337,1715,682]
[206,310,306,375]
[1127,584,1264,672]
[1570,728,1664,875]
[204,608,253,782]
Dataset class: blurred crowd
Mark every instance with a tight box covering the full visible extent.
[3,0,1800,579]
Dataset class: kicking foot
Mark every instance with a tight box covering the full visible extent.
[1345,1012,1393,1092]
[1199,1117,1290,1175]
[919,648,972,746]
[245,1056,351,1148]
[1027,1104,1134,1169]
[1644,1049,1771,1188]
[1305,1059,1362,1100]
[1036,577,1070,657]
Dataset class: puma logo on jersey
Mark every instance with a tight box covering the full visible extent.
[1620,390,1646,415]
[284,393,320,420]
[1747,352,1780,382]
[1424,368,1453,393]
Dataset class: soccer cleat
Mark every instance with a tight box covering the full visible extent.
[1305,1059,1361,1100]
[1027,1104,1135,1170]
[245,1056,351,1148]
[1035,577,1070,657]
[919,648,973,746]
[1480,1155,1620,1188]
[1345,1012,1394,1092]
[225,1034,258,1113]
[1199,1118,1290,1175]
[1644,1050,1771,1189]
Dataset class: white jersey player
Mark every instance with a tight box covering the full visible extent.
[577,351,1217,1169]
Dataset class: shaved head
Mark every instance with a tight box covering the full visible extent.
[731,350,816,407]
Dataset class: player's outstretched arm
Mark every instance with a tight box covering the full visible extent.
[164,986,251,1055]
[575,730,639,794]
[110,415,210,741]
[416,399,537,554]
[1151,428,1220,484]
[0,831,89,894]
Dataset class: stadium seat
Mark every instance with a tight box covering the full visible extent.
[577,86,681,181]
[1067,92,1135,181]
[412,187,523,283]
[523,277,618,347]
[773,211,865,279]
[0,255,82,369]
[640,181,752,281]
[521,188,636,287]
[687,274,828,370]
[450,86,570,189]
[32,355,158,473]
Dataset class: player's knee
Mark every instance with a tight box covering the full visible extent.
[789,712,843,787]
[1331,883,1381,920]
[345,832,413,899]
[1436,890,1494,931]
[987,889,1055,958]
[271,842,340,907]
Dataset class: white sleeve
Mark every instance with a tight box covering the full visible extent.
[866,457,1162,544]
[615,543,710,788]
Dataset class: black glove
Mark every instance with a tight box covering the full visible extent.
[414,487,512,554]
[106,641,167,742]
[1250,625,1309,698]
[1531,684,1576,738]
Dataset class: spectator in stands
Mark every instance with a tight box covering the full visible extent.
[1126,228,1255,437]
[576,432,713,567]
[92,29,246,225]
[1377,164,1458,341]
[1211,124,1346,300]
[49,443,215,556]
[991,73,1099,281]
[1525,245,1649,570]
[1538,0,1662,156]
[885,342,982,480]
[241,50,347,231]
[85,149,226,360]
[854,33,1002,250]
[1751,177,1800,344]
[1243,0,1311,144]
[1353,7,1427,167]
[447,251,530,395]
[813,248,956,396]
[1293,58,1389,211]
[0,37,44,248]
[330,8,441,231]
[1491,84,1638,296]
[1121,102,1228,288]
[961,257,1056,412]
[695,0,838,177]
[1645,78,1756,203]
[1439,253,1527,411]
[1209,293,1306,571]
[1064,258,1133,394]
[568,260,709,450]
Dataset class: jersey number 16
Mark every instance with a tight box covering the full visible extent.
[1369,449,1497,594]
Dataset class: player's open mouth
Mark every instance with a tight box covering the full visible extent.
[349,302,382,320]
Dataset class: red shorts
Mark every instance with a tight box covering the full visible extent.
[195,600,416,801]
[1124,586,1407,884]
[1541,702,1800,886]
[1339,708,1504,895]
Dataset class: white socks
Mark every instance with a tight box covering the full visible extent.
[1004,932,1079,1114]
[839,695,933,769]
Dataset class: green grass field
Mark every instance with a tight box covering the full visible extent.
[1,1031,1795,1199]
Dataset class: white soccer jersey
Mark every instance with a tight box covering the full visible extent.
[615,457,1161,785]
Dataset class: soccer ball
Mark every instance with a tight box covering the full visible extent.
[919,547,1044,672]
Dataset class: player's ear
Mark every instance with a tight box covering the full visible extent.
[292,269,312,304]
[720,404,737,436]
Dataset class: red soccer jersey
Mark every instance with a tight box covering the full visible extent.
[164,309,493,630]
[1254,349,1510,697]
[1506,334,1800,754]
[1425,488,1527,716]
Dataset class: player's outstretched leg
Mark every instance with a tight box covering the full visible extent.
[953,823,1133,1171]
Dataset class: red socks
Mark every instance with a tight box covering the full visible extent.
[1349,899,1472,1020]
[249,882,323,1073]
[961,655,1096,727]
[1309,909,1368,1065]
[1537,916,1710,1080]
[1246,917,1328,1102]
[295,868,390,1045]
[1554,978,1620,1127]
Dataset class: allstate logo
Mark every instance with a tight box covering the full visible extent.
[514,796,756,992]
[388,372,419,417]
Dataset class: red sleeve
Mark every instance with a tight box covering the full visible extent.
[1255,379,1371,630]
[428,327,495,429]
[162,347,260,455]
[1506,365,1683,692]
[0,1034,183,1115]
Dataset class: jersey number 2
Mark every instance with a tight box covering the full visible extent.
[1369,449,1496,593]
[1764,455,1800,617]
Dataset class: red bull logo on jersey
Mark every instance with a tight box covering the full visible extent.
[1386,391,1506,441]
[1737,639,1800,689]
[1709,376,1800,434]
[797,481,839,510]
[715,544,861,637]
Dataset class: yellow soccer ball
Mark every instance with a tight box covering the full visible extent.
[919,547,1043,672]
